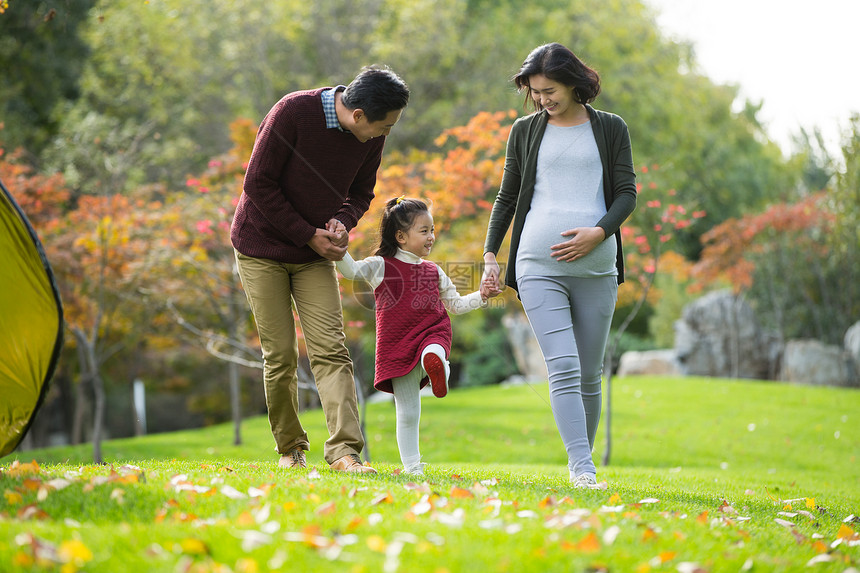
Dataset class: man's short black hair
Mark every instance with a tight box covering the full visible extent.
[341,66,410,122]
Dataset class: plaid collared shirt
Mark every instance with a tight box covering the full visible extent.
[321,86,347,131]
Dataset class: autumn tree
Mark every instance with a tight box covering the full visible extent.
[154,119,262,445]
[694,190,857,347]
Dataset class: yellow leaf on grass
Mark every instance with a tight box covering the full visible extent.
[806,498,815,509]
[346,516,363,531]
[7,460,41,477]
[283,501,296,512]
[13,551,33,566]
[4,490,23,505]
[179,538,209,555]
[657,551,676,563]
[696,510,709,524]
[58,539,94,565]
[608,493,623,505]
[236,511,255,527]
[641,527,658,542]
[367,535,387,552]
[837,524,857,539]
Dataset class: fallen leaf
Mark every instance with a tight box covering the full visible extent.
[603,525,621,545]
[576,531,601,553]
[220,485,246,499]
[4,490,23,505]
[806,554,835,566]
[316,501,336,516]
[449,486,473,499]
[696,510,709,524]
[372,492,394,505]
[58,539,93,566]
[367,535,387,552]
[639,498,660,504]
[806,498,815,509]
[774,518,795,528]
[608,492,623,504]
[837,524,857,539]
[539,496,556,508]
[179,538,209,556]
[7,460,41,477]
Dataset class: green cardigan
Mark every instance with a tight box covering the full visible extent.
[483,105,637,291]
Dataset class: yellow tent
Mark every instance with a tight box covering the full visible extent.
[0,178,63,457]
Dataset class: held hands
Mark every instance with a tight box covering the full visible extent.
[550,226,606,262]
[308,219,349,260]
[326,219,348,247]
[480,253,504,300]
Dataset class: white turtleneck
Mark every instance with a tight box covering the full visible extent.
[336,248,486,314]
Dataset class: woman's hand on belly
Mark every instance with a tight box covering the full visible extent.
[550,226,606,262]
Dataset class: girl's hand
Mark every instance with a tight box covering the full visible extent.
[482,253,504,295]
[326,218,349,248]
[550,226,605,262]
[480,277,501,300]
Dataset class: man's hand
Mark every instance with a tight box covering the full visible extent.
[308,228,347,261]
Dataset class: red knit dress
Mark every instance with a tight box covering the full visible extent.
[373,257,452,393]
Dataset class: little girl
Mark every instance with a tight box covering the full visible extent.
[335,197,497,476]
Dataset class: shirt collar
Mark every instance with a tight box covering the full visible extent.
[394,248,423,264]
[321,86,347,131]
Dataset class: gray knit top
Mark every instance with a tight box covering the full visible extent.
[516,122,617,280]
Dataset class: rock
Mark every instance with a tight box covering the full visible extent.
[674,290,772,379]
[617,349,681,376]
[845,322,860,372]
[780,339,858,387]
[502,311,548,381]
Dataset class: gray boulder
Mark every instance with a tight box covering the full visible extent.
[674,290,772,379]
[845,322,860,373]
[780,339,858,387]
[502,311,548,381]
[617,349,681,377]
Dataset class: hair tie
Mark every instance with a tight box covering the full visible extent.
[395,195,405,204]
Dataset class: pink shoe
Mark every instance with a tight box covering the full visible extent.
[423,352,448,397]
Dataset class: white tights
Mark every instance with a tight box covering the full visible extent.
[391,343,447,471]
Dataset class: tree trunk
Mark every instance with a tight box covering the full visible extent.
[71,333,90,445]
[229,359,241,446]
[602,247,660,467]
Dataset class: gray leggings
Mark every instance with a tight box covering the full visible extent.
[518,275,618,477]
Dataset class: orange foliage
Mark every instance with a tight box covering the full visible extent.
[355,110,517,257]
[693,192,833,292]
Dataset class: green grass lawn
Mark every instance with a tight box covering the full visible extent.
[2,376,858,572]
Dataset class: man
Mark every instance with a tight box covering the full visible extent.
[231,66,409,473]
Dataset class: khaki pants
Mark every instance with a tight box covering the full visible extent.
[235,251,364,464]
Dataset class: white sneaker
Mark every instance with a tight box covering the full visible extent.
[571,473,605,489]
[404,462,425,476]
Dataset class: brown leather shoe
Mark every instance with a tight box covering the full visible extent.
[278,448,307,468]
[329,453,377,474]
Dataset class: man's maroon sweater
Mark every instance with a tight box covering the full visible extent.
[231,88,386,263]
